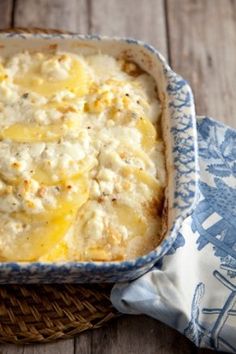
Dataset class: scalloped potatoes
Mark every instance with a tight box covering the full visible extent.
[0,51,166,262]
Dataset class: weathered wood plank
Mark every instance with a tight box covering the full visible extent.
[0,0,13,29]
[0,344,23,354]
[86,316,196,354]
[197,350,226,354]
[0,340,74,354]
[167,0,236,127]
[14,0,89,33]
[90,0,168,59]
[23,340,74,354]
[168,0,236,352]
[76,331,92,354]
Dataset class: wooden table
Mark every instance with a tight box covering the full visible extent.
[0,0,235,353]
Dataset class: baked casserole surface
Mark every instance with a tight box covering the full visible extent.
[0,51,166,262]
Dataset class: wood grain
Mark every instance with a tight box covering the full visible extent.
[14,0,89,33]
[81,316,196,354]
[0,340,74,354]
[167,0,236,127]
[90,0,168,58]
[76,331,92,354]
[0,0,13,29]
[197,350,220,354]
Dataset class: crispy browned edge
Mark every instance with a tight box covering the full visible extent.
[117,47,169,250]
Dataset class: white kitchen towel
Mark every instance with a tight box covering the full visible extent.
[111,116,236,353]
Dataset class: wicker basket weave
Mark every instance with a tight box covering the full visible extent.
[0,284,118,344]
[0,27,119,344]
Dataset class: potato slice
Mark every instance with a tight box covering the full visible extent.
[33,158,96,186]
[122,166,164,214]
[1,122,68,143]
[14,58,89,97]
[118,145,154,170]
[0,115,83,143]
[0,210,74,262]
[35,175,89,221]
[136,117,157,150]
[0,63,6,82]
[122,165,162,195]
[39,241,68,262]
[86,247,112,261]
[114,203,147,236]
[0,176,89,261]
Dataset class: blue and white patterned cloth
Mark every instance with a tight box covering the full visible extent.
[111,117,236,353]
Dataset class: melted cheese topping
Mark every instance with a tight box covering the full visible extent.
[0,51,165,262]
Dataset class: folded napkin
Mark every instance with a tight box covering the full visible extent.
[111,117,236,353]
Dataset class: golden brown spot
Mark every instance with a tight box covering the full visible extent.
[89,82,99,94]
[84,102,89,112]
[119,151,127,159]
[143,196,164,217]
[26,200,35,209]
[122,181,131,191]
[48,44,58,51]
[121,168,130,178]
[58,105,78,114]
[37,186,46,197]
[113,254,125,261]
[58,54,67,62]
[0,185,13,196]
[11,162,20,169]
[23,179,31,191]
[97,196,104,203]
[122,61,144,77]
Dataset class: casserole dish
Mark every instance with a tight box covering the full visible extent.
[0,30,198,283]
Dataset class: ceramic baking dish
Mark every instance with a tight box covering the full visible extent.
[0,31,198,283]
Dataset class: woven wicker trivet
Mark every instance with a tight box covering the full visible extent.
[0,27,119,344]
[0,284,119,344]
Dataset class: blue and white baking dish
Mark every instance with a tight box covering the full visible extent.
[0,31,198,283]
